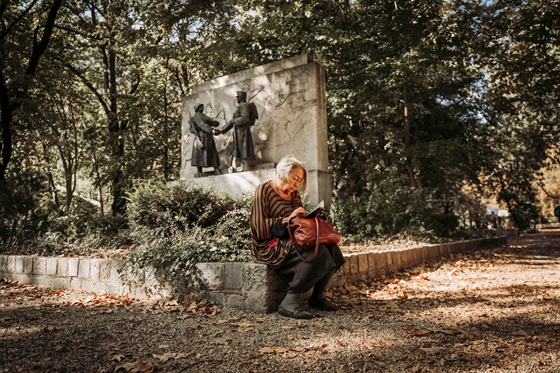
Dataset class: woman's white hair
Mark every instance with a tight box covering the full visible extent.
[276,154,308,192]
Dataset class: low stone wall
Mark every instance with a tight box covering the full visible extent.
[0,256,169,299]
[196,236,507,313]
[0,236,507,313]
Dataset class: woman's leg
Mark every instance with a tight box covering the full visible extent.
[278,291,313,319]
[308,269,337,311]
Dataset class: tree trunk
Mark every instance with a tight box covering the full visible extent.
[0,0,63,179]
[41,142,61,213]
[100,37,126,216]
[403,71,417,187]
[0,72,12,180]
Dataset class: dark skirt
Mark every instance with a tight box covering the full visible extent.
[275,244,346,294]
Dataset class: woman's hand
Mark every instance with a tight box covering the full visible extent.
[282,207,306,224]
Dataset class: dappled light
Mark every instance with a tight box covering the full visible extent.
[1,235,559,372]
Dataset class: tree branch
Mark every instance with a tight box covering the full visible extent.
[25,0,64,77]
[64,63,111,116]
[0,0,40,41]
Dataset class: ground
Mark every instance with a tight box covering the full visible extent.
[1,234,559,373]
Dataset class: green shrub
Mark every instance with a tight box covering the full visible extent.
[331,178,436,240]
[122,181,252,296]
[126,180,237,232]
[0,175,50,250]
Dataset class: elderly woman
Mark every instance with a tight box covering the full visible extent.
[251,154,345,319]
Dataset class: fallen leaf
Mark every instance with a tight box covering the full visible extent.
[153,352,176,362]
[450,268,464,276]
[420,346,445,355]
[111,354,125,362]
[213,338,232,345]
[406,328,430,336]
[379,301,400,311]
[43,325,61,332]
[114,362,136,372]
[259,346,289,354]
[431,328,461,335]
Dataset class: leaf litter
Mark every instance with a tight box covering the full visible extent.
[1,234,560,372]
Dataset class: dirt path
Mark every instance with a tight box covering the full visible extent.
[1,234,559,373]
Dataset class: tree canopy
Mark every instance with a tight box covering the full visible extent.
[1,0,559,246]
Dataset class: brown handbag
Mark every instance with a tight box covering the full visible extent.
[288,216,342,262]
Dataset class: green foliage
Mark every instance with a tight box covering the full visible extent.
[4,0,560,244]
[126,180,238,231]
[122,180,252,295]
[0,174,48,249]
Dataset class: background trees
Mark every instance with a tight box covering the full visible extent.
[1,0,559,249]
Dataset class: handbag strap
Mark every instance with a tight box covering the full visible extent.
[288,217,320,263]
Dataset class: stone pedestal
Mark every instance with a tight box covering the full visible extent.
[180,54,332,209]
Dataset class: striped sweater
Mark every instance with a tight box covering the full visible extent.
[250,181,303,268]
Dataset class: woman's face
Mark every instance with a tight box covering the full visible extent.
[279,166,305,195]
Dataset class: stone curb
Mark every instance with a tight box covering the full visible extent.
[0,236,507,313]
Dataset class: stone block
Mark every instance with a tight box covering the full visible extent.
[226,294,245,309]
[245,295,267,313]
[196,263,224,290]
[367,252,386,273]
[6,256,16,272]
[33,257,47,275]
[385,251,393,266]
[12,274,30,284]
[99,260,111,281]
[224,263,243,291]
[243,263,269,293]
[23,257,33,274]
[70,278,82,290]
[421,246,430,261]
[106,283,122,295]
[406,248,422,267]
[90,259,101,281]
[347,254,359,275]
[95,282,106,293]
[110,260,124,282]
[68,258,79,277]
[57,258,68,277]
[81,280,94,292]
[424,246,437,261]
[439,244,450,258]
[206,292,225,307]
[27,276,41,286]
[78,259,90,278]
[357,253,369,275]
[14,256,25,273]
[38,277,52,288]
[46,258,58,275]
[391,251,402,271]
[52,278,71,289]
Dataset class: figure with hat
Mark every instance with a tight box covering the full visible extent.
[189,103,222,177]
[221,90,256,173]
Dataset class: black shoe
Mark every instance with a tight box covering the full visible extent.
[308,297,337,311]
[196,172,204,178]
[214,168,222,175]
[278,305,313,319]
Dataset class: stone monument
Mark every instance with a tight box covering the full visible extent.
[180,54,332,209]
